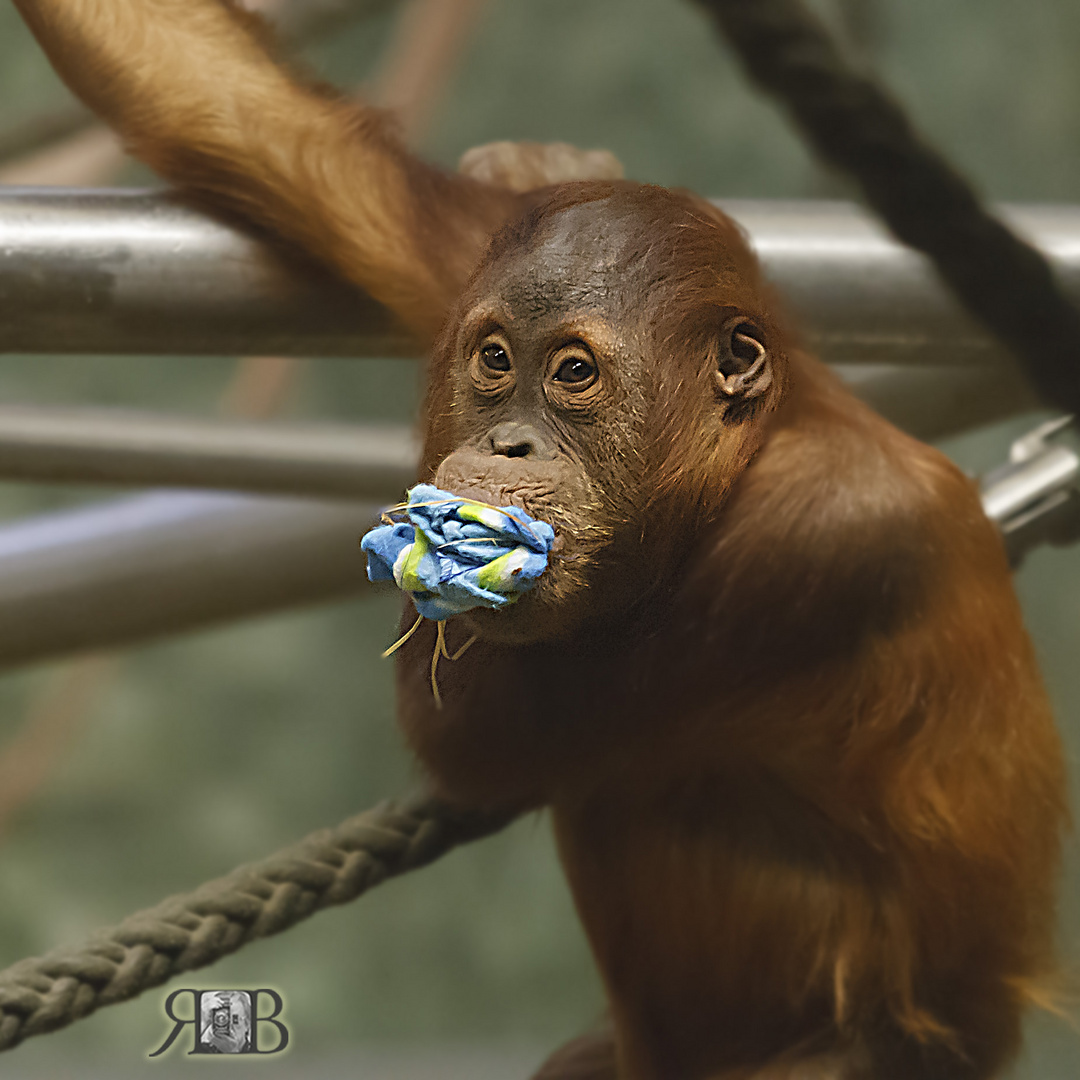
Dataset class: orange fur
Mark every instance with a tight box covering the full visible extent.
[14,3,1067,1078]
[12,0,520,338]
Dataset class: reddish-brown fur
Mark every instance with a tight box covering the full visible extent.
[14,3,1067,1078]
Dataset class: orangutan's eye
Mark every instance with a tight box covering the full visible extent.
[554,357,596,385]
[480,343,511,372]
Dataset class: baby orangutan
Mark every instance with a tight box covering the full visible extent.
[11,1,1066,1077]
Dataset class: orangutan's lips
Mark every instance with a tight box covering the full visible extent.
[433,451,561,519]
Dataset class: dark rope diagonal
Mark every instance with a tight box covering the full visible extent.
[0,792,513,1052]
[695,0,1080,414]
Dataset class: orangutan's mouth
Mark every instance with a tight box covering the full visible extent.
[433,450,564,523]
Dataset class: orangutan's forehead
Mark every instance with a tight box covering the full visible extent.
[495,201,649,319]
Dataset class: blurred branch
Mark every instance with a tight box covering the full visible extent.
[218,356,308,420]
[0,102,92,164]
[0,656,119,836]
[369,0,491,142]
[0,125,123,187]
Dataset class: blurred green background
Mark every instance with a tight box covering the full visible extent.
[0,0,1078,1076]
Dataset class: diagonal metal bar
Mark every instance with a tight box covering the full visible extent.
[0,491,382,670]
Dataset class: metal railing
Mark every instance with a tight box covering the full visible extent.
[0,190,1074,667]
[3,189,1077,368]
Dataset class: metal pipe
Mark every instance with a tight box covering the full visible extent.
[0,491,381,670]
[0,366,1032,495]
[0,405,418,498]
[0,377,1040,671]
[719,199,1064,369]
[0,188,412,357]
[0,189,1077,368]
[0,192,1064,668]
[0,364,1038,666]
[0,372,1041,668]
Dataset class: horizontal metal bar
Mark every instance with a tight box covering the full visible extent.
[0,188,1075,368]
[0,371,1035,666]
[0,364,1035,498]
[0,188,412,357]
[719,199,1077,369]
[0,491,380,669]
[0,191,1061,668]
[0,405,418,498]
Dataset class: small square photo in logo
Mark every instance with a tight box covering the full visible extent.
[198,990,252,1054]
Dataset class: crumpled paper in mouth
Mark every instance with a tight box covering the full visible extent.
[360,483,556,621]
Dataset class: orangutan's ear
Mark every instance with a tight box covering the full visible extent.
[715,317,772,400]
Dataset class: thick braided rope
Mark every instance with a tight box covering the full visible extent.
[0,792,513,1051]
[696,0,1080,414]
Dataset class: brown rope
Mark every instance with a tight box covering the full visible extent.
[695,0,1080,414]
[0,792,513,1051]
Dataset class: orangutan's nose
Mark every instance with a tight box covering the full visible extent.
[486,422,555,460]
